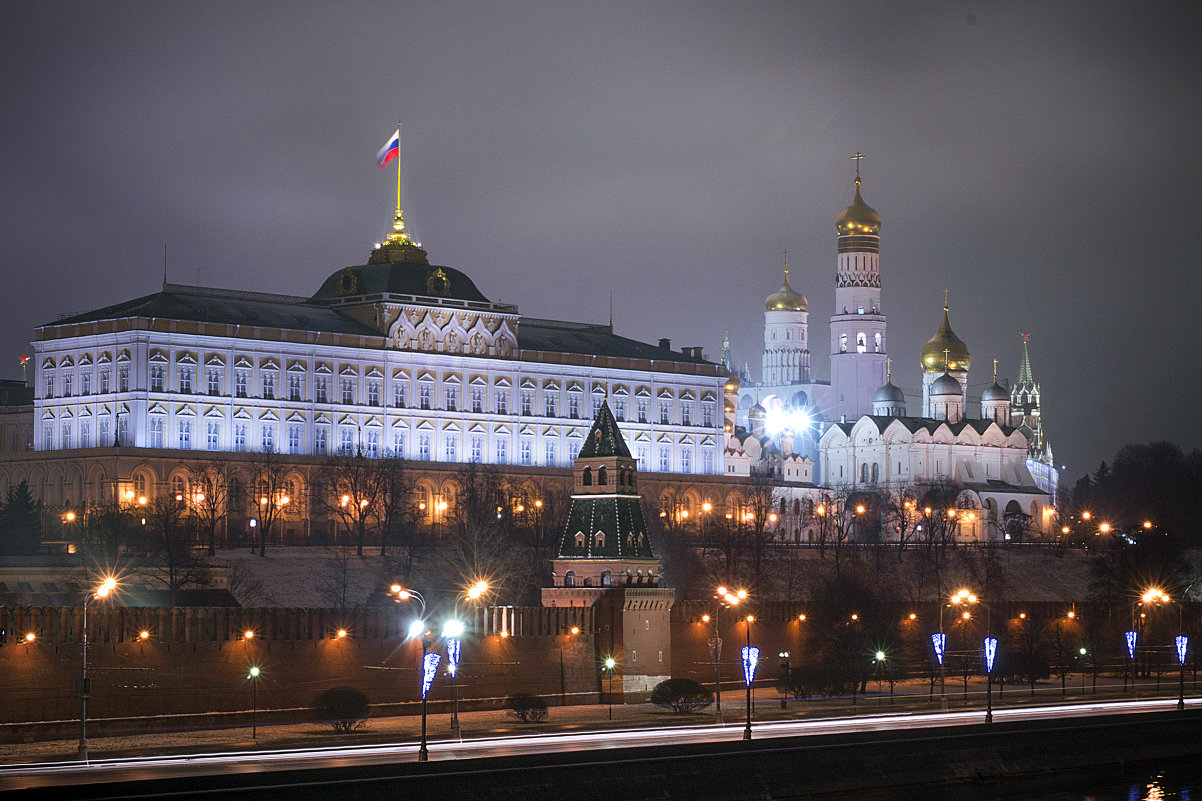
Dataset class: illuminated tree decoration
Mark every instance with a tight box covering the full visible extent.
[983,636,998,674]
[1177,635,1189,667]
[422,652,442,699]
[931,633,946,666]
[1125,630,1138,660]
[741,645,760,686]
[446,638,461,677]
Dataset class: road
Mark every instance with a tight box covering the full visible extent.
[0,696,1194,793]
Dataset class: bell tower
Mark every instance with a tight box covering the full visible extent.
[829,153,887,420]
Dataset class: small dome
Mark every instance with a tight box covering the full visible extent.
[932,372,962,396]
[765,273,807,312]
[921,307,972,372]
[835,182,882,236]
[873,381,905,405]
[982,381,1009,402]
[748,402,766,420]
[723,373,741,393]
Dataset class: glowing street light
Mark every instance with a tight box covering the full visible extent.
[603,656,617,720]
[78,576,119,762]
[248,665,261,739]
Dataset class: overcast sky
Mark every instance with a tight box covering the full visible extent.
[2,1,1200,483]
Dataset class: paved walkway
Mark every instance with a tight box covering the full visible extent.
[0,675,1193,765]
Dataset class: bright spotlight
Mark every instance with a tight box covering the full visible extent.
[443,619,465,638]
[407,620,426,640]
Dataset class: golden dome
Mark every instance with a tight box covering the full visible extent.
[835,181,881,236]
[765,271,807,312]
[921,307,972,372]
[723,373,741,393]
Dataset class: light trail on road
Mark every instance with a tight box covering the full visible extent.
[0,696,1193,791]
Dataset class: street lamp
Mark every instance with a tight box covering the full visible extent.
[391,585,436,761]
[78,576,117,762]
[248,665,261,739]
[984,636,998,723]
[443,618,464,739]
[936,588,977,710]
[741,613,758,741]
[707,585,748,723]
[1177,634,1189,712]
[603,656,617,720]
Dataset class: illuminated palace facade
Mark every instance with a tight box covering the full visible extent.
[0,208,741,544]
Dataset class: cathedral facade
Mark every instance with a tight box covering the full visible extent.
[727,161,1058,541]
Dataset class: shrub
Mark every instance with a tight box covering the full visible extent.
[650,678,713,714]
[504,692,549,723]
[312,686,370,733]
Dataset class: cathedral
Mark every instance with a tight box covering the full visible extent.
[726,159,1058,541]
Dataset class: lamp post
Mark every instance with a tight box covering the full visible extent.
[1177,634,1189,712]
[711,585,748,724]
[391,585,436,762]
[984,636,998,723]
[604,656,616,720]
[248,665,261,739]
[937,588,977,710]
[78,576,117,762]
[443,619,464,740]
[741,614,758,741]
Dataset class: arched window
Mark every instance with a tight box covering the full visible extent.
[564,570,575,587]
[598,466,607,485]
[871,463,879,483]
[840,333,848,353]
[856,332,867,354]
[582,467,592,486]
[600,570,612,587]
[860,463,869,483]
[874,332,882,352]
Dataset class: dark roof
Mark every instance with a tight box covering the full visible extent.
[557,496,655,560]
[577,401,632,459]
[519,318,713,364]
[0,379,33,407]
[311,261,492,304]
[47,284,379,337]
[831,415,1020,437]
[963,479,1049,497]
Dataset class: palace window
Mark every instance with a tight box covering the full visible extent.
[80,420,90,448]
[206,421,220,450]
[568,393,580,419]
[520,438,532,466]
[680,448,692,473]
[43,372,54,398]
[419,383,432,410]
[366,429,380,458]
[179,367,193,394]
[702,402,714,427]
[260,423,275,453]
[521,390,533,416]
[289,374,303,402]
[100,371,110,394]
[681,402,692,426]
[339,426,354,455]
[235,370,248,398]
[659,399,671,425]
[288,424,302,454]
[61,422,72,449]
[471,388,483,413]
[658,445,670,472]
[150,366,164,392]
[445,385,457,412]
[178,419,192,449]
[444,436,456,461]
[495,389,508,414]
[368,380,381,406]
[418,434,431,461]
[544,393,557,417]
[392,429,406,457]
[314,425,328,455]
[470,435,483,463]
[63,374,72,397]
[544,438,557,466]
[118,366,130,392]
[637,398,648,423]
[207,368,221,395]
[615,397,627,420]
[393,381,407,408]
[495,438,508,464]
[315,376,328,403]
[262,371,275,400]
[341,378,355,405]
[149,417,165,448]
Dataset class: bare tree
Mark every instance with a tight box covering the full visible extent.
[377,452,417,562]
[188,462,234,556]
[882,484,923,560]
[243,448,292,557]
[742,470,778,579]
[142,492,210,607]
[801,486,858,573]
[320,448,384,557]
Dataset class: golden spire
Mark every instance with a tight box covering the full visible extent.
[944,288,949,311]
[369,122,429,265]
[851,152,864,186]
[993,358,998,382]
[886,357,892,383]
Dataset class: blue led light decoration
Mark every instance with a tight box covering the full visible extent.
[421,651,441,699]
[983,636,998,674]
[741,645,760,686]
[446,638,461,677]
[1177,635,1189,666]
[1125,630,1138,660]
[931,633,946,666]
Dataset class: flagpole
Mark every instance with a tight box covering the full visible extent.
[395,122,402,217]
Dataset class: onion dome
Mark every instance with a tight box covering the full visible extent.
[931,371,962,396]
[921,306,972,372]
[765,271,807,312]
[748,402,766,420]
[873,381,905,405]
[835,181,882,236]
[723,373,741,394]
[982,381,1009,402]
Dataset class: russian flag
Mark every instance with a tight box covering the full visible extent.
[376,128,400,168]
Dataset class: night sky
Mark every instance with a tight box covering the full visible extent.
[3,1,1200,483]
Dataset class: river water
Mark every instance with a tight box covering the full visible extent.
[868,764,1198,801]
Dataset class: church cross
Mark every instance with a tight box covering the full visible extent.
[850,152,865,184]
[944,288,949,310]
[943,348,950,370]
